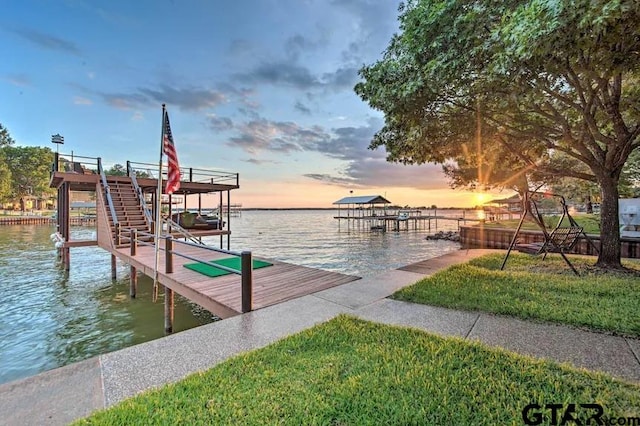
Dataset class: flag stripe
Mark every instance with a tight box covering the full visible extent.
[163,112,180,194]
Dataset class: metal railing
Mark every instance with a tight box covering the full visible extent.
[127,161,153,228]
[97,157,119,228]
[127,160,239,186]
[120,227,253,312]
[162,217,203,245]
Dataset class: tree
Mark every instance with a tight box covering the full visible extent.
[3,146,55,211]
[355,0,640,269]
[620,148,640,198]
[0,123,15,202]
[105,163,150,178]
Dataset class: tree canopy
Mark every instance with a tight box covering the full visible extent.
[3,145,55,210]
[355,0,640,268]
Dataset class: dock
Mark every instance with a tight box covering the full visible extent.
[49,153,358,331]
[332,194,479,232]
[114,240,359,318]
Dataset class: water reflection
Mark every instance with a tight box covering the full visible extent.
[0,225,216,385]
[0,209,473,384]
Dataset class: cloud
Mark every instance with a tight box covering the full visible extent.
[294,101,311,115]
[228,118,330,154]
[11,28,82,56]
[237,62,319,90]
[3,74,31,87]
[207,115,234,132]
[73,96,93,105]
[303,173,364,187]
[139,86,227,111]
[284,34,322,60]
[302,118,449,190]
[237,61,359,92]
[99,86,228,111]
[245,158,277,165]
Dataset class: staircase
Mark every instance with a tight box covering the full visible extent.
[104,178,152,247]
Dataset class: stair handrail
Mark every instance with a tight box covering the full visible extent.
[163,217,205,245]
[127,161,153,229]
[97,157,119,227]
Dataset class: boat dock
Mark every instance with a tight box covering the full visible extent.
[49,153,358,332]
[114,237,358,318]
[332,195,479,232]
[334,212,478,232]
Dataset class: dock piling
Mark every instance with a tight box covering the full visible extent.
[130,229,137,298]
[241,251,253,313]
[164,286,174,334]
[111,254,116,279]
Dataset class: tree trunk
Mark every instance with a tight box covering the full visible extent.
[596,176,622,269]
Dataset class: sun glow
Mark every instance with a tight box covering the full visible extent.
[473,192,492,206]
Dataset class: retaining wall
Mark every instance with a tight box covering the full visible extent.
[460,225,640,259]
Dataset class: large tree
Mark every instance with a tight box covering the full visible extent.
[356,0,640,268]
[3,146,55,211]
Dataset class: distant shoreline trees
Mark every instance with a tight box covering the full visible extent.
[0,124,55,211]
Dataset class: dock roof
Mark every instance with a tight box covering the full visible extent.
[333,195,391,205]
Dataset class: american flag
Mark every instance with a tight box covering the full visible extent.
[163,111,180,194]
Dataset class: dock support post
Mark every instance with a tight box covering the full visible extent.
[241,251,253,313]
[111,255,117,279]
[130,229,137,298]
[164,236,174,334]
[164,286,174,334]
[165,237,173,274]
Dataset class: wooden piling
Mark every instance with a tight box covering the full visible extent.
[130,229,137,297]
[241,251,253,313]
[164,286,174,334]
[111,254,117,279]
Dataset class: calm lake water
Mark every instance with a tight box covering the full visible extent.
[0,209,478,384]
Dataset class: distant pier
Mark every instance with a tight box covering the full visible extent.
[335,211,478,232]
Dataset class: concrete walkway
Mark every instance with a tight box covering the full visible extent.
[1,249,639,425]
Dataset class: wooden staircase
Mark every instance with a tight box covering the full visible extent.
[104,178,152,247]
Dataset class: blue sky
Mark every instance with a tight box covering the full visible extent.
[1,0,486,208]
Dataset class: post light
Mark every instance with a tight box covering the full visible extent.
[51,134,64,153]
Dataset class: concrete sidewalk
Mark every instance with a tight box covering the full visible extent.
[1,249,639,425]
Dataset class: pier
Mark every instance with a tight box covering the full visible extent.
[49,153,358,331]
[333,195,479,232]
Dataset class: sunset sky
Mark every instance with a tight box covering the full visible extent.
[1,0,506,208]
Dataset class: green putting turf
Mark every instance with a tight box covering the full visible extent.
[184,257,273,277]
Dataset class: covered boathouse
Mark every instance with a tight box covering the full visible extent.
[50,153,358,332]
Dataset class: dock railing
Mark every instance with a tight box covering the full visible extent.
[127,160,239,187]
[120,227,253,312]
[97,157,119,231]
[127,161,153,229]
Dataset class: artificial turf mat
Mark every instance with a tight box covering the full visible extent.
[183,257,273,278]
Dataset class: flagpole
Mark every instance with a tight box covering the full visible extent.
[153,104,166,302]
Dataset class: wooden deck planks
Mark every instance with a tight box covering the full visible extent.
[111,242,359,318]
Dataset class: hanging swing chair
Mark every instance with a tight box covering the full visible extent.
[500,191,599,275]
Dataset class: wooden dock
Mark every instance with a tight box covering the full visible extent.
[335,213,479,232]
[49,153,360,330]
[113,241,360,319]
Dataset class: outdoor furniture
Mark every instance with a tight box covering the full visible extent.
[500,191,599,275]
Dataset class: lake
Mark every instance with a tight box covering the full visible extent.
[0,209,477,384]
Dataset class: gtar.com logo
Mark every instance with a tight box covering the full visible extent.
[522,403,640,426]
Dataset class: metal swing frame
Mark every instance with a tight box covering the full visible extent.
[500,191,599,275]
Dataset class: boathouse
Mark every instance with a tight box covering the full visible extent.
[49,153,357,332]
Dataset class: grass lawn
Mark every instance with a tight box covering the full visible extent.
[393,253,640,337]
[75,315,640,425]
[481,214,601,234]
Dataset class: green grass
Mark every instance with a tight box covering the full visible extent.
[482,214,601,234]
[75,315,640,425]
[393,253,640,337]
